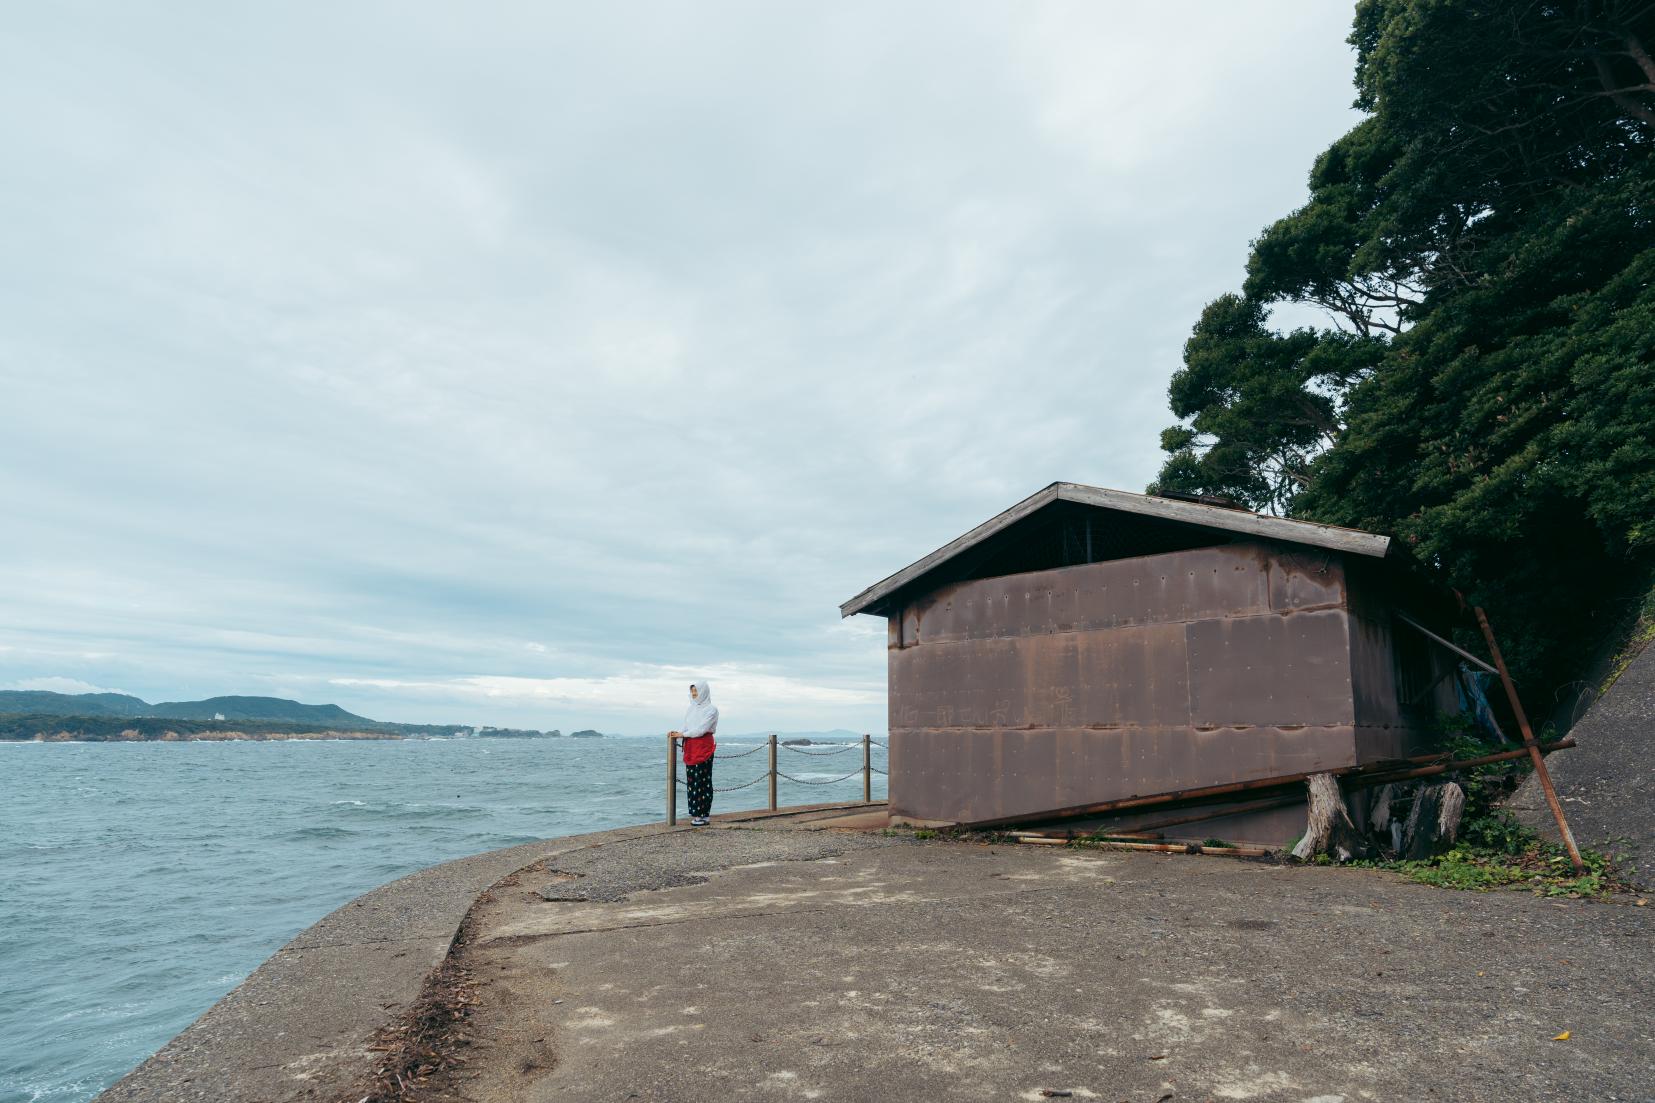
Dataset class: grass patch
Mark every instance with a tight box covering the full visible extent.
[1385,844,1626,898]
[884,826,947,840]
[1601,583,1655,694]
[1358,811,1635,898]
[1319,714,1638,898]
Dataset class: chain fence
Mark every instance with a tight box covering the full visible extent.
[665,734,889,823]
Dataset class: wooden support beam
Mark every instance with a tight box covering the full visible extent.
[1010,834,1269,858]
[1396,611,1498,675]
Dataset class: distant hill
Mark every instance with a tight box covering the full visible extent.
[0,690,154,717]
[0,690,375,726]
[568,729,605,738]
[149,696,375,724]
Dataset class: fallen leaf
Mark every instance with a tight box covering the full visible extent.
[1553,1031,1571,1041]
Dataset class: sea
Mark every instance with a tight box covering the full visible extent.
[0,735,888,1103]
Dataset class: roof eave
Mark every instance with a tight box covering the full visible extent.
[838,483,1063,618]
[839,482,1392,618]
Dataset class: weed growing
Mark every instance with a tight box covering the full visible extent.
[1369,823,1634,898]
[1329,715,1637,898]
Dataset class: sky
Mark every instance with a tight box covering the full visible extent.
[1,2,1364,734]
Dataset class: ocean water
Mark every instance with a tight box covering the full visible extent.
[0,736,887,1103]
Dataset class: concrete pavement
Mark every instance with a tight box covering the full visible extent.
[450,823,1652,1103]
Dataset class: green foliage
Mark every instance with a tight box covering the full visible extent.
[1601,583,1655,693]
[1154,0,1655,704]
[1387,845,1618,899]
[1459,810,1535,857]
[1153,295,1384,514]
[1393,851,1529,891]
[1200,838,1236,849]
[1354,714,1630,897]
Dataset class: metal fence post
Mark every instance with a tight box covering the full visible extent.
[666,734,678,826]
[768,733,778,811]
[862,733,872,802]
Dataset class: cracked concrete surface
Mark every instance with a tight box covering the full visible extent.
[451,825,1653,1103]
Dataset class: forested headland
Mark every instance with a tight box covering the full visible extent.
[0,714,403,742]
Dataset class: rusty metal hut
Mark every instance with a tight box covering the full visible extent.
[840,482,1461,845]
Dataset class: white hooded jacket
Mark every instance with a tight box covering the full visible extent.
[681,681,718,739]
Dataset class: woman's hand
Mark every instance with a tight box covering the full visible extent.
[668,730,682,740]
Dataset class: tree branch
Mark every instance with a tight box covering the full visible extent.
[1624,31,1655,85]
[1593,49,1655,127]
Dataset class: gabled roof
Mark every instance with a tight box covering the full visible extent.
[839,482,1392,618]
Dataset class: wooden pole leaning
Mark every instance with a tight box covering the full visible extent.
[666,733,678,826]
[862,733,872,803]
[1472,606,1585,873]
[768,733,778,811]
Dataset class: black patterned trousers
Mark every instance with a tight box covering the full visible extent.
[686,759,714,818]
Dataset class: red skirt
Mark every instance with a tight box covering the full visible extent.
[682,733,716,766]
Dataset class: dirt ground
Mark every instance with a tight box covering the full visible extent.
[425,823,1652,1103]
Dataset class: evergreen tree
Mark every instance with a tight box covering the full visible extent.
[1155,0,1655,702]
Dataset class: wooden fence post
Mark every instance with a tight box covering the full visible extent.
[666,734,677,826]
[768,733,778,811]
[862,733,872,802]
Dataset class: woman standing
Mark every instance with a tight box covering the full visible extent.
[670,681,718,826]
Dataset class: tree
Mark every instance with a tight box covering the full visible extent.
[1152,294,1383,514]
[1153,0,1655,703]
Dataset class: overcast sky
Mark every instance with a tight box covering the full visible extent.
[1,2,1362,734]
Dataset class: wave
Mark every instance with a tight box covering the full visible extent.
[285,826,358,841]
[327,801,489,823]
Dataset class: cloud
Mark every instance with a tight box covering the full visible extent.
[332,660,881,721]
[5,677,129,696]
[0,2,1364,732]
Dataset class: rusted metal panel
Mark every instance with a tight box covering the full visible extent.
[904,544,1283,646]
[1185,608,1355,728]
[887,726,1357,825]
[890,624,1191,731]
[1343,560,1459,761]
[1267,549,1346,612]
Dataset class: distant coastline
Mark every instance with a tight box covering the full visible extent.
[0,691,561,743]
[0,715,408,743]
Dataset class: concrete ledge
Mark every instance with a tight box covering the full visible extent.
[94,822,675,1103]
